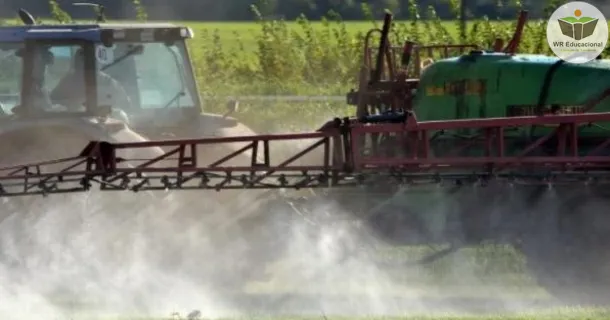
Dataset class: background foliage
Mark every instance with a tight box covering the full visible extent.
[3,0,610,21]
[29,0,607,131]
[14,0,610,131]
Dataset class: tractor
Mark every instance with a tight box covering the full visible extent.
[1,7,610,309]
[0,7,310,297]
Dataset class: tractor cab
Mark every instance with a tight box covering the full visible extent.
[0,16,201,130]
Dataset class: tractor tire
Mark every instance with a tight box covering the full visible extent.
[517,185,610,306]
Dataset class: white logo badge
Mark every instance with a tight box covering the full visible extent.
[95,45,114,65]
[546,1,608,63]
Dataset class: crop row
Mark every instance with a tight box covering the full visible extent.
[187,1,572,98]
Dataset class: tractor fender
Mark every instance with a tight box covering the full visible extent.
[0,116,166,168]
[198,112,240,130]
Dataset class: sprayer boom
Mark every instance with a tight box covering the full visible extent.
[3,111,610,197]
[2,9,610,197]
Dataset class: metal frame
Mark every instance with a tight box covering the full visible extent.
[3,110,610,196]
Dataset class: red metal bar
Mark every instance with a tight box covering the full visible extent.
[349,113,610,170]
[504,10,528,54]
[493,38,504,52]
[2,111,610,196]
[245,137,333,186]
[112,131,332,149]
[359,156,610,166]
[209,142,255,167]
[103,147,182,184]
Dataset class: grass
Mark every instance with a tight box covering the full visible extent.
[60,308,610,319]
[245,244,542,298]
[194,311,610,319]
[182,4,552,96]
[179,16,505,131]
[183,20,500,52]
[187,18,519,97]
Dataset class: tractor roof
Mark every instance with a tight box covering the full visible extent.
[0,22,193,43]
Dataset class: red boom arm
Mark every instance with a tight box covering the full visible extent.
[2,112,610,197]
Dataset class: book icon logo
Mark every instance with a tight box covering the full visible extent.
[558,9,598,40]
[546,1,608,63]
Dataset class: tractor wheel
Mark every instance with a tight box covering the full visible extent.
[518,186,610,306]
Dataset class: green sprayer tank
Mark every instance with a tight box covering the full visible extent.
[413,50,610,154]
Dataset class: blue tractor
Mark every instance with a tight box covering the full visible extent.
[0,8,321,300]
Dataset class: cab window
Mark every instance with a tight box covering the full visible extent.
[0,43,23,114]
[101,41,196,109]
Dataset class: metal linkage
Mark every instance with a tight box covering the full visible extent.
[3,112,610,197]
[351,112,610,186]
[92,130,354,192]
[0,156,94,196]
[0,126,357,196]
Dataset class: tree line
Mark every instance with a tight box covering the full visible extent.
[1,0,606,22]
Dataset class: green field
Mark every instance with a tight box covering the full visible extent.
[38,243,608,319]
[170,18,533,131]
[154,311,610,320]
[146,15,606,131]
[184,19,523,96]
[72,310,610,320]
[184,20,485,51]
[179,17,603,94]
[54,308,610,320]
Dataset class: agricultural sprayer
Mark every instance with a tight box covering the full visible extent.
[0,7,609,305]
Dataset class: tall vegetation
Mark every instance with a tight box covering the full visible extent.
[192,0,573,97]
[132,0,148,22]
[42,0,587,97]
[20,0,610,130]
[49,0,72,23]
